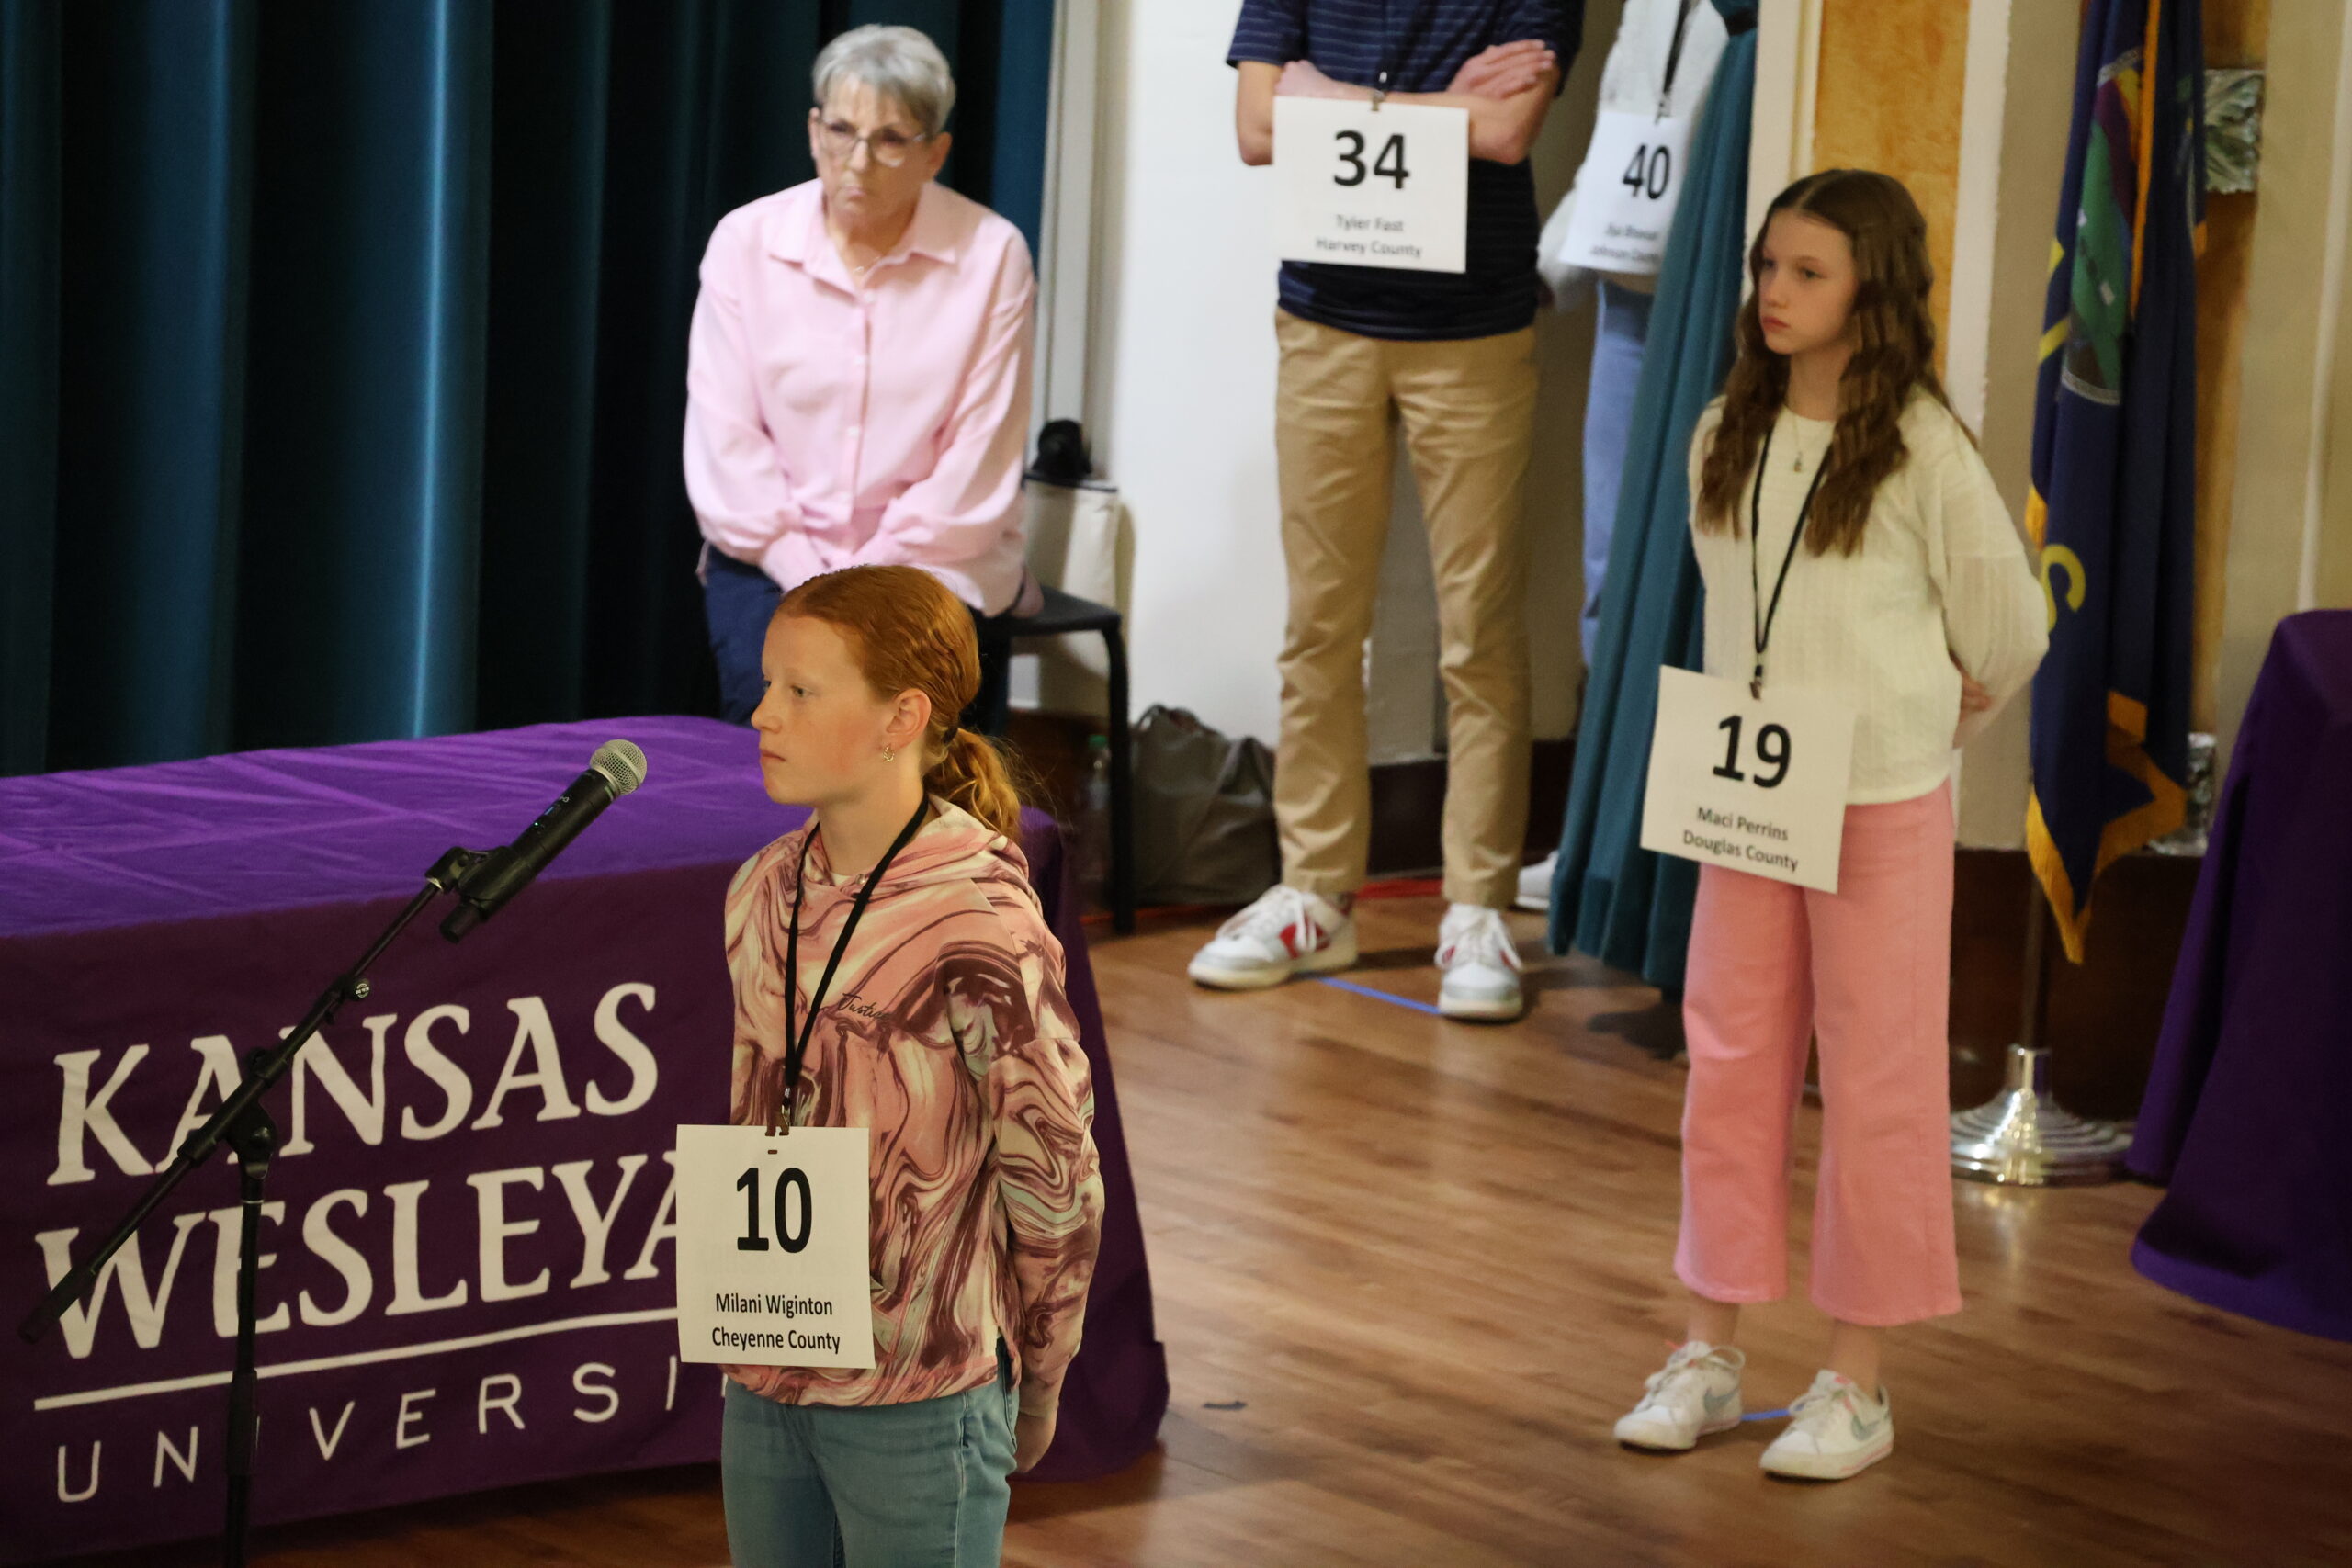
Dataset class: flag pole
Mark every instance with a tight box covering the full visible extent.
[1951,873,2133,1185]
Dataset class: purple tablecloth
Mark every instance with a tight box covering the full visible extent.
[0,717,1165,1562]
[2127,612,2352,1340]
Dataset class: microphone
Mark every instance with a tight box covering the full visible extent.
[440,739,648,942]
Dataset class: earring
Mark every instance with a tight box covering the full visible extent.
[881,745,896,763]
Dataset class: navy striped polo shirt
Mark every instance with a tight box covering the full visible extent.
[1230,0,1582,341]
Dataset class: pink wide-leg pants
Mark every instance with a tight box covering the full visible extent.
[1675,783,1963,1327]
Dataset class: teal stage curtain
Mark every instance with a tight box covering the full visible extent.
[1546,0,1756,993]
[0,0,1055,776]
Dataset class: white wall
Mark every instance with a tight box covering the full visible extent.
[1086,1,1288,743]
[1087,0,1612,757]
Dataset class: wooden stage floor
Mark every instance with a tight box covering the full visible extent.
[74,897,2352,1568]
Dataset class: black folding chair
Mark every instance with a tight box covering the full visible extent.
[992,586,1135,934]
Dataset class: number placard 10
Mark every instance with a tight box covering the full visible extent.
[1273,97,1468,275]
[674,1124,876,1369]
[735,1165,814,1254]
[1640,667,1857,894]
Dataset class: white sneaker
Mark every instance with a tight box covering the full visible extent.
[1614,1342,1746,1450]
[1187,886,1357,990]
[1436,904,1524,1020]
[1514,852,1557,913]
[1759,1371,1894,1481]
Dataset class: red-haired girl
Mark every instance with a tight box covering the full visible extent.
[720,564,1102,1564]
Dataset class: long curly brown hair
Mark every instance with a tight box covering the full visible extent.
[1694,169,1964,557]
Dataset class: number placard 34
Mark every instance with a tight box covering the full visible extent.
[1273,97,1468,275]
[1331,127,1415,189]
[674,1124,876,1369]
[1640,667,1857,894]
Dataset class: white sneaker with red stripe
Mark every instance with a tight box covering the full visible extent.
[1437,904,1525,1020]
[1187,886,1357,990]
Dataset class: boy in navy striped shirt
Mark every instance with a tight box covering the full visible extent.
[1188,0,1582,1021]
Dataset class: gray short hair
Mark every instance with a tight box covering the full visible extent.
[812,26,956,139]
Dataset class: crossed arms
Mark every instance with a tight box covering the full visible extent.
[1234,41,1561,167]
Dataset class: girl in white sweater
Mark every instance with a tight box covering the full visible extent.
[1613,169,2047,1481]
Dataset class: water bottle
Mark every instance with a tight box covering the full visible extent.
[1079,734,1111,910]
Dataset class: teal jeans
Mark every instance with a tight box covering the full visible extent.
[720,1358,1019,1568]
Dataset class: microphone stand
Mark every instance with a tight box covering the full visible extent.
[19,843,491,1568]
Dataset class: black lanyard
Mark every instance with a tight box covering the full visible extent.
[1749,422,1831,698]
[773,797,928,1133]
[1375,0,1438,95]
[1659,0,1703,117]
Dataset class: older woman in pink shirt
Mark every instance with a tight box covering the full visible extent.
[686,25,1036,727]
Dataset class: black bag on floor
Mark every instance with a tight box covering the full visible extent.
[1133,705,1281,908]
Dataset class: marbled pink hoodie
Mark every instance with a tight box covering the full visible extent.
[721,800,1102,1412]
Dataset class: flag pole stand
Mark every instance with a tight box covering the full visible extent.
[1951,878,2133,1185]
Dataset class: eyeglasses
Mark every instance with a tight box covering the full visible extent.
[813,117,931,168]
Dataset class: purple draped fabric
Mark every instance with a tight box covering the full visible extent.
[2127,612,2352,1340]
[0,717,1164,1562]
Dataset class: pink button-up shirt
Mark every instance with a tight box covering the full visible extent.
[684,179,1035,615]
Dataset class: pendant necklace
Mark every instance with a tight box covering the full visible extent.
[1792,417,1828,472]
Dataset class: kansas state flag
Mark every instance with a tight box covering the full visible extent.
[2026,0,2204,964]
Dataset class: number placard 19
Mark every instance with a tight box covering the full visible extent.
[674,1124,876,1369]
[1713,714,1793,789]
[1274,97,1468,275]
[1640,667,1857,894]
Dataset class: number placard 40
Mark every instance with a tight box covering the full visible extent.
[1621,140,1673,200]
[1553,109,1694,275]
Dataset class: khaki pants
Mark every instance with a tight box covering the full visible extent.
[1272,309,1538,909]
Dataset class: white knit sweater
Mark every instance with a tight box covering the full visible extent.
[1686,395,2049,805]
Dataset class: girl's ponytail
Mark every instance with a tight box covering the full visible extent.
[925,726,1023,842]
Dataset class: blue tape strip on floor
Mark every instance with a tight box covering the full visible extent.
[1315,976,1450,1018]
[1319,972,1798,1426]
